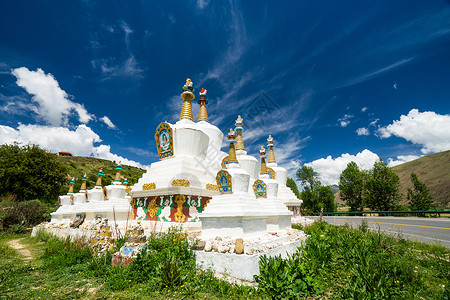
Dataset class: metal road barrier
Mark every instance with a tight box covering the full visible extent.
[312,210,450,218]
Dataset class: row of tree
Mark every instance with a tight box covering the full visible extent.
[339,160,433,211]
[288,158,434,214]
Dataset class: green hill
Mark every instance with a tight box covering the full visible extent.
[57,156,146,194]
[391,150,450,208]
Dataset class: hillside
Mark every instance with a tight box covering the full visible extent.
[57,156,146,194]
[391,150,450,208]
[335,150,450,208]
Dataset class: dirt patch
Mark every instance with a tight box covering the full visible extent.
[8,238,33,260]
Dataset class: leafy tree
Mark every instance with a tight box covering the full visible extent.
[339,161,365,211]
[296,165,335,213]
[364,159,402,211]
[317,186,335,212]
[407,172,434,211]
[286,177,301,199]
[0,143,67,204]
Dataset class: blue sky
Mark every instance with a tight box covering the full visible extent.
[1,1,450,185]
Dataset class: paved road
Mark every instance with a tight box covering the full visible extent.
[309,216,450,248]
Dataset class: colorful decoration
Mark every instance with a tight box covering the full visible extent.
[68,177,75,194]
[216,170,232,194]
[142,183,156,190]
[174,195,186,223]
[155,122,174,159]
[171,179,190,187]
[221,156,229,168]
[182,78,194,93]
[253,179,267,198]
[157,196,174,221]
[267,167,276,179]
[80,174,88,191]
[206,183,219,191]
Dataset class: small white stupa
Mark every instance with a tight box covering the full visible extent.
[254,146,292,233]
[266,135,303,217]
[198,128,270,239]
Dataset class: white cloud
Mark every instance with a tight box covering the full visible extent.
[377,109,450,154]
[356,127,370,136]
[305,149,380,186]
[369,119,379,127]
[361,107,367,112]
[338,114,353,127]
[197,0,210,9]
[0,124,147,169]
[387,155,421,167]
[11,67,93,126]
[100,116,117,129]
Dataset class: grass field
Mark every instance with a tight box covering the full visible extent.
[1,223,448,299]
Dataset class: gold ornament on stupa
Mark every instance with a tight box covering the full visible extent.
[95,168,104,187]
[197,88,209,122]
[259,146,268,175]
[227,128,238,164]
[114,162,122,183]
[68,177,75,194]
[267,135,276,164]
[235,115,245,151]
[80,174,88,191]
[180,78,195,120]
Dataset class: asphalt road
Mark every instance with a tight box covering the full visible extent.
[309,216,450,248]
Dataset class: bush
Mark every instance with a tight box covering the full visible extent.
[0,199,51,231]
[255,254,318,299]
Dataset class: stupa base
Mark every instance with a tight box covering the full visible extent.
[195,229,307,281]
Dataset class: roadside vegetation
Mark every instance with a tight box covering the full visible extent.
[1,222,448,299]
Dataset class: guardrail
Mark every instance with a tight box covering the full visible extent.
[312,210,450,218]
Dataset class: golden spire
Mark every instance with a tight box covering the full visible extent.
[197,88,209,122]
[79,174,87,191]
[267,135,276,163]
[68,177,75,194]
[259,146,268,175]
[95,168,104,187]
[227,128,238,164]
[114,162,122,183]
[180,78,195,121]
[235,115,245,150]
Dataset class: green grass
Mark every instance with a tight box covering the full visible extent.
[1,224,448,299]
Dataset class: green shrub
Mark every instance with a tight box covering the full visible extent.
[255,253,318,299]
[0,199,51,231]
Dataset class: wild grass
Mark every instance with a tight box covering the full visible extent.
[0,223,448,299]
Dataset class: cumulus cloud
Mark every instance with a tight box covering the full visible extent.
[387,155,421,167]
[361,107,367,112]
[0,124,147,169]
[377,109,450,154]
[11,67,93,126]
[356,127,370,136]
[100,116,117,129]
[305,149,380,186]
[338,114,353,127]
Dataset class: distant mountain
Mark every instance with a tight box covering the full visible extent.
[391,150,450,208]
[334,150,450,209]
[57,156,146,194]
[330,184,340,194]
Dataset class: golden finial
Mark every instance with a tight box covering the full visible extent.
[259,146,268,175]
[267,135,276,163]
[79,174,87,191]
[197,88,209,122]
[114,162,122,183]
[95,168,104,187]
[68,177,75,194]
[227,128,238,164]
[180,78,195,120]
[235,115,245,150]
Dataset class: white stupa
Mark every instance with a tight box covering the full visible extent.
[266,135,303,217]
